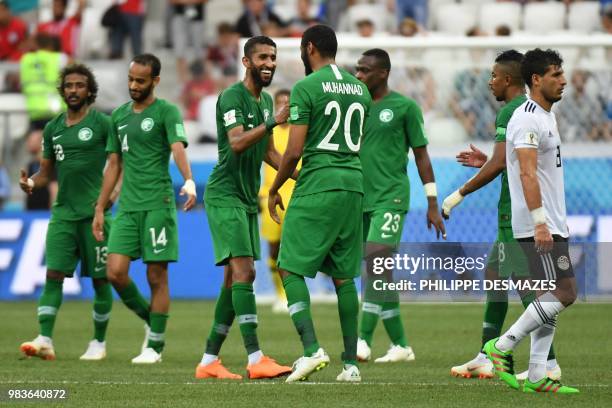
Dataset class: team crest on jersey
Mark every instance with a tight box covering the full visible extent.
[78,127,93,141]
[264,109,270,121]
[141,118,154,132]
[379,109,393,123]
[557,255,570,271]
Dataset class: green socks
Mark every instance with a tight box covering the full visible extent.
[381,298,407,348]
[38,278,64,338]
[232,282,260,355]
[283,274,319,357]
[147,312,169,353]
[92,282,113,342]
[206,286,235,355]
[336,280,359,365]
[117,280,150,324]
[481,289,509,347]
[359,301,382,346]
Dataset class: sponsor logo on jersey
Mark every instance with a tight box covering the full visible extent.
[224,109,236,126]
[141,118,154,132]
[52,135,62,141]
[379,109,393,123]
[557,255,570,271]
[78,127,93,141]
[247,113,254,119]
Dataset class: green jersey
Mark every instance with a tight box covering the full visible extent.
[289,64,371,197]
[107,98,188,212]
[495,94,527,228]
[204,81,273,213]
[42,109,111,221]
[361,91,428,212]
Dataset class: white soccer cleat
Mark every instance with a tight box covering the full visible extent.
[374,344,415,363]
[516,364,562,381]
[336,364,361,382]
[451,353,494,379]
[356,338,371,362]
[20,335,55,360]
[141,324,150,352]
[285,348,330,383]
[131,347,162,364]
[79,340,106,361]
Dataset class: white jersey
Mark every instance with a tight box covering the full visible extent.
[506,98,568,238]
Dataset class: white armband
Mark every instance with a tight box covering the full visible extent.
[530,207,547,225]
[424,182,437,197]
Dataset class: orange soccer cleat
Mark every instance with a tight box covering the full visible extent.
[195,359,243,380]
[246,355,292,379]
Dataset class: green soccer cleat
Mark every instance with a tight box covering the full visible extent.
[483,338,519,389]
[523,377,579,394]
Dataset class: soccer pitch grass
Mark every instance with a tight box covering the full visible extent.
[1,301,610,407]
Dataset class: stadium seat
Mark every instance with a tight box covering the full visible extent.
[77,8,107,59]
[425,117,468,146]
[435,3,478,35]
[342,4,395,33]
[479,2,521,35]
[568,1,601,33]
[523,2,566,34]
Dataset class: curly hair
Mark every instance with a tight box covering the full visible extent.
[57,63,98,105]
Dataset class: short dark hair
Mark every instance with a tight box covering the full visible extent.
[495,49,524,86]
[58,63,98,104]
[521,48,563,88]
[274,88,290,100]
[362,48,391,71]
[243,35,276,58]
[301,24,337,59]
[132,53,162,77]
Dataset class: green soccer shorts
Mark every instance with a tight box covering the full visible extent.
[277,190,363,279]
[206,205,260,266]
[108,208,179,263]
[363,209,406,246]
[487,226,530,278]
[45,215,111,278]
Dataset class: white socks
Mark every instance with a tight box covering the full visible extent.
[248,350,263,365]
[528,320,556,382]
[496,292,565,352]
[200,353,218,366]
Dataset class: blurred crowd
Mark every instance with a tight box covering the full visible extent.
[0,0,611,210]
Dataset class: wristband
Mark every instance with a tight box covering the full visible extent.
[182,179,196,197]
[531,207,547,225]
[265,116,277,132]
[27,178,34,188]
[442,189,464,216]
[424,182,437,197]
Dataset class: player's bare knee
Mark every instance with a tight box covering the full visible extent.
[46,270,65,282]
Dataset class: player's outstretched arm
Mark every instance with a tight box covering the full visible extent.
[228,104,289,154]
[456,144,487,168]
[19,159,53,195]
[171,141,196,211]
[268,123,307,224]
[442,142,506,219]
[516,148,552,252]
[413,146,446,239]
[93,153,121,241]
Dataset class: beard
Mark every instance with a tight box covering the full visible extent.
[250,65,274,88]
[65,95,87,111]
[130,83,154,102]
[301,48,313,76]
